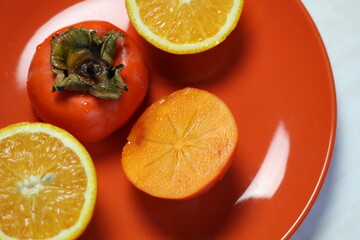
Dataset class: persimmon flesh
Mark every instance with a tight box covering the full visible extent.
[121,88,238,199]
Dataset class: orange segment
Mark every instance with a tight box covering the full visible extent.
[121,88,238,199]
[0,122,96,240]
[126,0,244,54]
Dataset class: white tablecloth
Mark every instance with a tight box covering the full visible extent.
[293,0,360,239]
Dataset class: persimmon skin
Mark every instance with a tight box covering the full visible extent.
[27,21,148,142]
[121,88,238,200]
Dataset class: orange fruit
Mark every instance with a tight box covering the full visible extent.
[125,0,244,54]
[0,122,97,240]
[121,88,238,199]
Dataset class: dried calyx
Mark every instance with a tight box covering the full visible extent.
[50,27,127,100]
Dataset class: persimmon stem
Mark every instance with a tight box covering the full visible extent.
[50,27,127,100]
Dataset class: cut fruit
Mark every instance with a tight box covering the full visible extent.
[121,88,238,199]
[0,122,97,240]
[125,0,244,54]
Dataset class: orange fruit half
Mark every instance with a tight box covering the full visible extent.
[125,0,244,54]
[121,88,238,199]
[0,122,97,240]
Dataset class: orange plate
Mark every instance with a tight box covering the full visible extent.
[0,0,336,239]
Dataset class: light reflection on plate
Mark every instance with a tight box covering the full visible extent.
[236,121,290,203]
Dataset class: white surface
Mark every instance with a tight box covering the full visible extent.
[293,0,360,239]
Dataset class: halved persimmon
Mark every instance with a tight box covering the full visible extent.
[121,88,238,199]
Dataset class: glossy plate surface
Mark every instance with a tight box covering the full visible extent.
[0,0,336,239]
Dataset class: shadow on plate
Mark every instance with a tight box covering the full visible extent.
[78,204,104,240]
[126,17,250,88]
[82,91,153,161]
[131,162,245,240]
